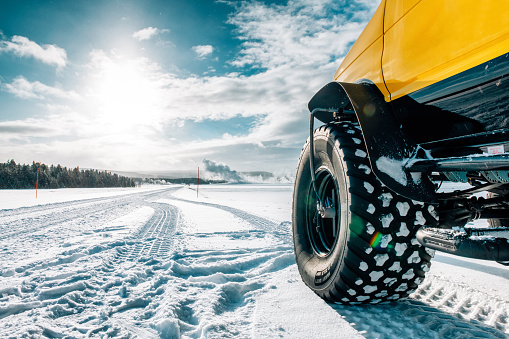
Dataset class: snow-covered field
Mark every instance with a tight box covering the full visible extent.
[0,184,508,338]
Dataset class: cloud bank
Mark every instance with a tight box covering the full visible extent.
[0,0,379,173]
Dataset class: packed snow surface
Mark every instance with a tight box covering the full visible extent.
[0,184,508,338]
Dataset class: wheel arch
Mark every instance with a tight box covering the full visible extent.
[308,81,437,203]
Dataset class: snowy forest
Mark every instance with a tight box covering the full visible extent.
[0,160,136,189]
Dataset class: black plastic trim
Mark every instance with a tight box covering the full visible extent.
[391,53,509,144]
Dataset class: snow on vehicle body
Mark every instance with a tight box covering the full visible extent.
[293,0,509,304]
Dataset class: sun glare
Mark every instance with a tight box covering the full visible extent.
[87,55,163,132]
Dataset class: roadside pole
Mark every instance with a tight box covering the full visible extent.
[36,168,39,198]
[197,167,199,198]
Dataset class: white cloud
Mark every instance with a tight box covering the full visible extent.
[2,76,80,100]
[192,45,214,59]
[0,35,67,69]
[132,27,168,41]
[228,0,377,69]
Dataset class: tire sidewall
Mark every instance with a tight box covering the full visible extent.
[293,131,349,292]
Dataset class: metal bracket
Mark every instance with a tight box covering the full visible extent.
[481,170,509,183]
[443,171,469,183]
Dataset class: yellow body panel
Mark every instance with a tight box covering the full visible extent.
[334,0,389,99]
[335,0,509,102]
[383,0,420,29]
[384,0,509,100]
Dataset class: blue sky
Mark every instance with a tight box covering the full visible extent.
[0,0,379,174]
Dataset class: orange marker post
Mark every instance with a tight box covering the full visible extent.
[36,168,39,198]
[197,167,199,198]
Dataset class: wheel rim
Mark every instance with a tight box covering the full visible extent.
[307,168,339,257]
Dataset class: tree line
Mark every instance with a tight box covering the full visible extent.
[0,160,136,189]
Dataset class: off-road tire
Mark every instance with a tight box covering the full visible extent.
[292,122,438,304]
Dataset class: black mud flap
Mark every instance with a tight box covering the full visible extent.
[308,82,437,203]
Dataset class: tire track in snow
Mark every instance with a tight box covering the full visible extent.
[410,275,509,336]
[332,297,508,338]
[0,199,130,241]
[0,189,172,268]
[114,202,179,261]
[70,189,296,338]
[163,195,292,240]
[146,246,295,338]
[142,193,296,338]
[0,188,182,337]
[327,262,509,337]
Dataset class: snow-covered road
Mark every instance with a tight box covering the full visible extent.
[0,185,507,338]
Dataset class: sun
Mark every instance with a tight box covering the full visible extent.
[87,53,164,132]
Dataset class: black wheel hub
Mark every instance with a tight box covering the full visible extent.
[308,169,339,257]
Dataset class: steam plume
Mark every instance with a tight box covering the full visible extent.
[202,159,243,182]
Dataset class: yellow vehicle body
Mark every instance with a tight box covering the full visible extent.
[334,0,509,102]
